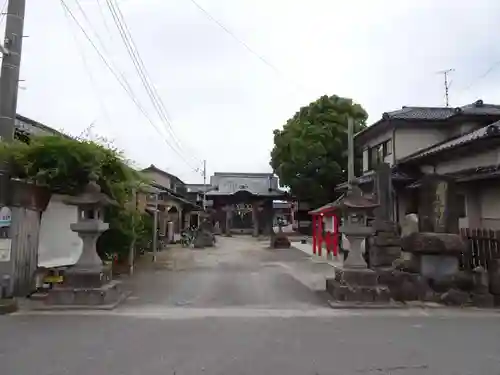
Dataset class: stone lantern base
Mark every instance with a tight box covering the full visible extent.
[326,267,391,304]
[44,264,128,309]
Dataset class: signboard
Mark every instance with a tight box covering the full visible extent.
[0,206,12,228]
[0,238,12,262]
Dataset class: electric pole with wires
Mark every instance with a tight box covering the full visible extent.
[438,68,454,107]
[202,159,207,211]
[0,0,27,298]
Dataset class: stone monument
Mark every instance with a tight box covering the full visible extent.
[193,217,216,248]
[45,174,128,308]
[369,163,401,268]
[271,218,291,249]
[401,174,464,282]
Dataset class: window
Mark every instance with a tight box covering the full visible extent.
[457,194,466,218]
[384,139,392,155]
[368,139,392,169]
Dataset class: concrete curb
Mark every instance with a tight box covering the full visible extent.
[328,300,500,311]
[19,291,132,312]
[0,299,18,315]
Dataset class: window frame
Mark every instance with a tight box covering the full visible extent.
[367,139,392,170]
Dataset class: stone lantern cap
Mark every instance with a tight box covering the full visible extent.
[63,173,117,207]
[332,183,379,213]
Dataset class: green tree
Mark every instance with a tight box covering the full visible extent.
[270,94,368,207]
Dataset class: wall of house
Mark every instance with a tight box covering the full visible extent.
[446,122,480,139]
[394,127,447,160]
[143,170,172,190]
[480,185,500,229]
[360,129,394,172]
[433,148,500,175]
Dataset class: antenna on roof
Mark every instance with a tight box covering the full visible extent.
[437,68,455,107]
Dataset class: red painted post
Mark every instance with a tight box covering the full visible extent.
[325,230,331,254]
[333,214,339,256]
[312,215,317,254]
[318,215,323,256]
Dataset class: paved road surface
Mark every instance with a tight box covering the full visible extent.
[3,236,500,375]
[119,236,335,310]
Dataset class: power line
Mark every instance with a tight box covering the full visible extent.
[0,0,7,25]
[96,0,115,43]
[59,0,200,172]
[104,0,203,170]
[111,0,203,167]
[461,61,500,94]
[188,0,307,94]
[105,0,189,158]
[61,2,113,127]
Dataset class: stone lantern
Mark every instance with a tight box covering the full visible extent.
[45,174,128,308]
[334,183,378,269]
[326,183,391,304]
[64,173,116,273]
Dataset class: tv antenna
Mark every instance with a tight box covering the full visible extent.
[437,68,455,107]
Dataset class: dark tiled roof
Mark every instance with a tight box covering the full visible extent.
[407,166,500,188]
[142,164,185,185]
[384,107,455,121]
[460,103,500,116]
[335,168,413,191]
[382,101,500,122]
[400,121,500,162]
[356,100,500,140]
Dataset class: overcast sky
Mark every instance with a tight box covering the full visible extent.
[13,0,500,183]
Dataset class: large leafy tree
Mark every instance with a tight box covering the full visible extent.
[270,94,368,207]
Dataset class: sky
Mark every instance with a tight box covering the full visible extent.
[11,0,500,183]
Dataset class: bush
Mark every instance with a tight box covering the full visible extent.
[0,134,150,262]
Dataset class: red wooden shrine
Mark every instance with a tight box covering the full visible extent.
[308,203,339,257]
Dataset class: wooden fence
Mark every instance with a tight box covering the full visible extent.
[459,228,500,270]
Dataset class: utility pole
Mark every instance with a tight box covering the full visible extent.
[202,159,207,211]
[438,68,454,107]
[347,117,355,185]
[0,0,27,298]
[152,191,158,262]
[0,0,26,142]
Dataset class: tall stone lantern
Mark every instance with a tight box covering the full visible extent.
[326,183,391,304]
[64,173,115,275]
[334,183,378,269]
[46,174,128,308]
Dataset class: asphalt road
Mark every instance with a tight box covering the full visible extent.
[2,237,500,374]
[2,312,500,375]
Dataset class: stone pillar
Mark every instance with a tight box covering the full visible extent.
[418,175,459,234]
[374,163,393,221]
[252,203,259,237]
[224,205,233,236]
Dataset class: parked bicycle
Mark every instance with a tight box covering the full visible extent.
[180,227,196,247]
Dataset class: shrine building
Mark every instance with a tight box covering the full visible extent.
[202,172,289,236]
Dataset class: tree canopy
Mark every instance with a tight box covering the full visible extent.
[270,94,368,207]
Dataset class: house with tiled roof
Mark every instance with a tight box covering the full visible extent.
[141,165,202,240]
[336,99,500,229]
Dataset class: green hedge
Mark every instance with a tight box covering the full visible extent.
[0,135,150,262]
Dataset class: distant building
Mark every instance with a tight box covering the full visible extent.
[204,172,289,235]
[14,114,67,141]
[141,165,201,239]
